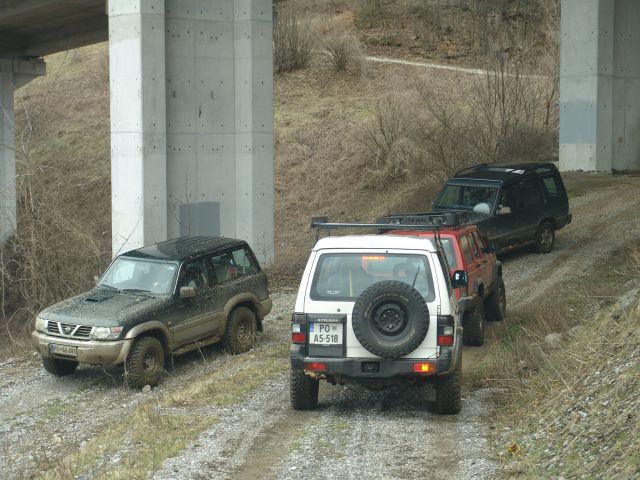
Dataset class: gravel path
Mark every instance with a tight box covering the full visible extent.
[1,175,639,480]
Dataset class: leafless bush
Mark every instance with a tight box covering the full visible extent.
[1,92,104,350]
[355,0,385,28]
[356,96,418,177]
[273,2,313,73]
[315,18,364,73]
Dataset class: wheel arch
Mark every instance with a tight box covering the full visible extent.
[124,322,172,353]
[223,293,263,332]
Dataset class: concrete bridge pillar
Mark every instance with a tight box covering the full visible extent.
[560,0,640,172]
[108,0,274,263]
[0,59,45,243]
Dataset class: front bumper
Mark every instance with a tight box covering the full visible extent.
[31,331,133,365]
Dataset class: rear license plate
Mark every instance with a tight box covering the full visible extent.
[49,344,78,357]
[309,322,343,345]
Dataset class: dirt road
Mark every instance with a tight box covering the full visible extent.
[1,174,639,479]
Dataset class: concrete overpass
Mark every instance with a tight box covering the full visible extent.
[0,0,274,263]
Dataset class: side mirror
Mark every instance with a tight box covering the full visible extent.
[94,275,100,284]
[499,206,512,215]
[180,286,196,299]
[451,270,468,288]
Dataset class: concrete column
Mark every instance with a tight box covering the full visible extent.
[559,0,614,172]
[611,0,640,171]
[234,0,274,264]
[164,0,273,264]
[0,59,16,244]
[108,0,167,256]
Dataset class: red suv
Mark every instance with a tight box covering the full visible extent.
[381,212,506,346]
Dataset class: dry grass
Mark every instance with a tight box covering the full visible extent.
[485,244,640,478]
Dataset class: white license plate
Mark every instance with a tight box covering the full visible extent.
[309,322,343,345]
[49,344,78,357]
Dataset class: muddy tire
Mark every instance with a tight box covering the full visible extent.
[352,281,429,359]
[534,221,555,254]
[125,336,165,389]
[223,307,256,354]
[435,359,462,414]
[462,300,485,346]
[290,369,319,410]
[42,356,78,377]
[484,277,506,322]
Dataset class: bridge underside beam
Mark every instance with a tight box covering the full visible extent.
[109,0,274,264]
[560,0,640,172]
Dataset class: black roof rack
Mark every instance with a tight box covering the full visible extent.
[311,211,468,232]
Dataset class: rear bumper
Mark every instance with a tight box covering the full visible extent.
[290,338,460,385]
[31,331,132,365]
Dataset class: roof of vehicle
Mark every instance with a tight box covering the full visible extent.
[449,161,558,185]
[387,224,478,238]
[121,236,247,262]
[313,235,437,252]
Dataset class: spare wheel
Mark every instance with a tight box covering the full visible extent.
[352,281,429,359]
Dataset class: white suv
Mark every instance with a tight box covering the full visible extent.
[289,233,466,414]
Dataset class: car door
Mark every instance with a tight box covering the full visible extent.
[171,258,216,346]
[470,230,494,290]
[459,234,480,297]
[518,178,546,241]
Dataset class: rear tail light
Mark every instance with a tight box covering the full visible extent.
[291,313,306,344]
[437,315,455,346]
[412,362,434,374]
[304,362,328,372]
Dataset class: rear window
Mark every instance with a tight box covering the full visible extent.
[310,253,435,302]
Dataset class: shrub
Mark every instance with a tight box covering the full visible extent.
[273,2,313,73]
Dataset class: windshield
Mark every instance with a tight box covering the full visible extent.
[436,184,498,213]
[310,253,435,302]
[99,257,179,295]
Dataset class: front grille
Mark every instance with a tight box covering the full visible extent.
[46,321,92,339]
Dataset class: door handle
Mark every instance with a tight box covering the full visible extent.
[206,296,213,300]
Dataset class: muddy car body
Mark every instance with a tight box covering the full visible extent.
[433,162,572,253]
[32,236,272,388]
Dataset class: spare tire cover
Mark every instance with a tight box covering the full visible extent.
[351,281,429,359]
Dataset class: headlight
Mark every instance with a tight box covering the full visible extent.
[35,316,47,332]
[91,326,123,340]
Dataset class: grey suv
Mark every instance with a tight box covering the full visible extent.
[32,236,272,388]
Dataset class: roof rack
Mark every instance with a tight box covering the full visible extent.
[311,212,467,232]
[377,210,469,228]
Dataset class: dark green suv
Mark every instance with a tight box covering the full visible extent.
[32,236,272,388]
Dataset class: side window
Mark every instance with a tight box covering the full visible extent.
[519,179,542,208]
[231,248,257,275]
[467,234,480,258]
[177,259,208,291]
[209,248,256,283]
[471,231,485,256]
[460,236,473,265]
[541,175,561,203]
[436,251,453,296]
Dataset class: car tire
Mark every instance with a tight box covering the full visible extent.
[484,277,506,322]
[42,356,78,377]
[223,306,256,354]
[352,281,429,359]
[290,369,319,410]
[125,336,165,389]
[534,221,555,254]
[462,300,485,346]
[435,359,462,414]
